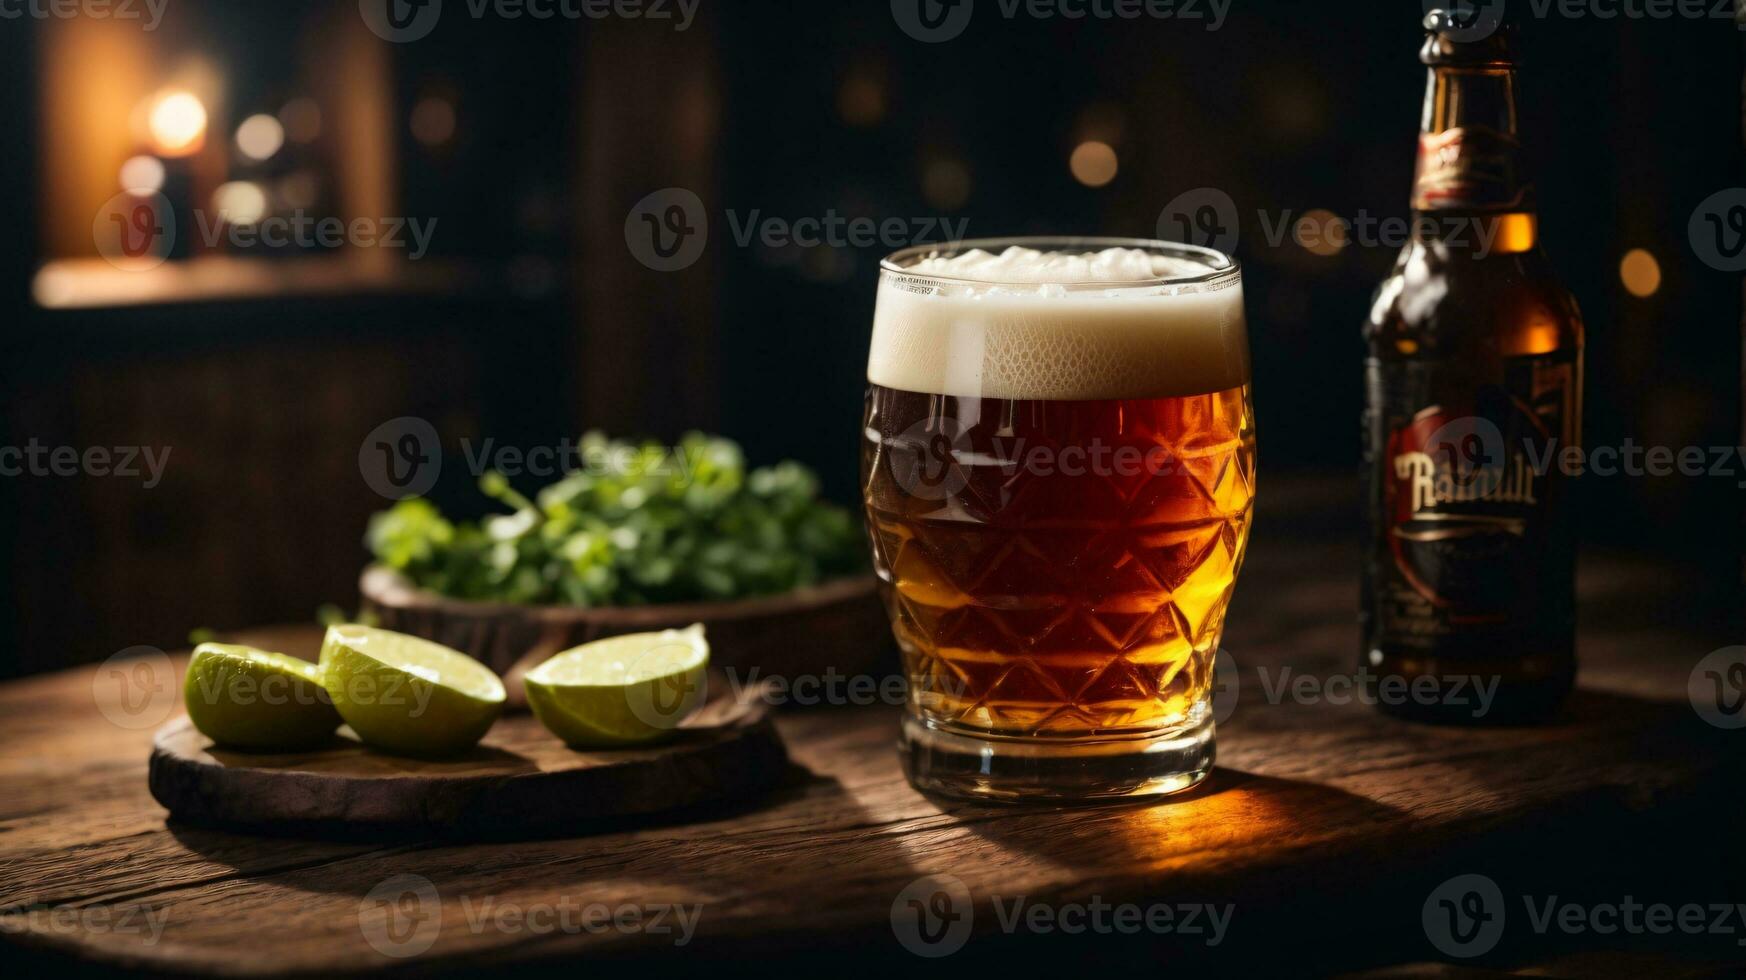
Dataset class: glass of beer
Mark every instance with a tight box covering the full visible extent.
[862,238,1254,802]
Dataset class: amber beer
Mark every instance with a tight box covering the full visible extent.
[1361,12,1584,722]
[863,239,1254,801]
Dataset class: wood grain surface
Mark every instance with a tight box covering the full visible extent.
[2,482,1741,976]
[147,672,789,838]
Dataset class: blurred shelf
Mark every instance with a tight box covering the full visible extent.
[31,256,477,311]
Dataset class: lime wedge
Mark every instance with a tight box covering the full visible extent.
[319,625,504,758]
[525,625,709,748]
[183,643,341,751]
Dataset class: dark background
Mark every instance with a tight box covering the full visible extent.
[0,0,1740,676]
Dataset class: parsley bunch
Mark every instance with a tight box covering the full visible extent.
[367,433,867,606]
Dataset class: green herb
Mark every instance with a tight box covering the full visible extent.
[366,432,867,606]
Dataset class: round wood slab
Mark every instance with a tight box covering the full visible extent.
[148,672,790,839]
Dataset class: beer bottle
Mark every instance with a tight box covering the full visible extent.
[1361,10,1584,723]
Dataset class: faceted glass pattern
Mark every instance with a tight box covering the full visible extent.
[863,384,1256,739]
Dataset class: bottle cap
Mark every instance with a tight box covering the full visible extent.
[1420,6,1517,68]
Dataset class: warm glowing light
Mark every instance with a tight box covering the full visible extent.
[1069,140,1118,188]
[279,171,319,210]
[922,158,971,210]
[118,155,166,195]
[147,91,208,156]
[838,72,886,127]
[1619,248,1661,298]
[280,97,322,143]
[1296,209,1347,257]
[212,181,268,225]
[410,97,456,147]
[235,113,285,161]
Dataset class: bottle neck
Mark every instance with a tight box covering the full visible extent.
[1411,65,1534,223]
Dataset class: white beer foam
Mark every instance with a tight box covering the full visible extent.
[870,246,1249,401]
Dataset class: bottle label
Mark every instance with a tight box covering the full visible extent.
[1412,125,1526,211]
[1365,351,1578,647]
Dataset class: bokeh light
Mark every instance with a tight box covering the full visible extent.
[922,157,971,210]
[280,97,322,143]
[147,91,207,157]
[838,70,886,127]
[1296,209,1348,257]
[1069,140,1118,188]
[235,114,285,161]
[410,97,457,147]
[212,181,269,226]
[1619,248,1661,298]
[118,155,165,195]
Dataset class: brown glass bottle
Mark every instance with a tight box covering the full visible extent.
[1361,12,1584,724]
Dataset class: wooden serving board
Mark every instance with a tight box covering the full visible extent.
[146,671,790,839]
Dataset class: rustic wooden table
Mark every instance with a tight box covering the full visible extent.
[2,483,1741,976]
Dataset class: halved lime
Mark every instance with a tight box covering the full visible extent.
[183,643,341,751]
[525,625,709,748]
[319,625,504,758]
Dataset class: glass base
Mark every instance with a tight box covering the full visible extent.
[900,713,1215,804]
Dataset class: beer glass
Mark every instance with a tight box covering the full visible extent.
[861,238,1254,802]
